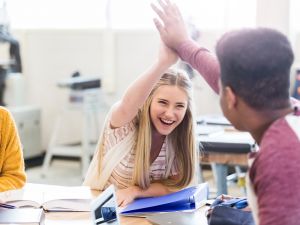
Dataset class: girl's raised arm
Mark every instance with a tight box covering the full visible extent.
[110,43,178,128]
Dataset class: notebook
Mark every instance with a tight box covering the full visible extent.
[90,185,120,225]
[0,183,92,212]
[0,208,45,225]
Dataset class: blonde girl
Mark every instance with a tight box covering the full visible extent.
[84,43,198,206]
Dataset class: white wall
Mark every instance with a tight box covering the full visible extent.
[11,29,106,149]
[6,29,224,150]
[6,28,300,151]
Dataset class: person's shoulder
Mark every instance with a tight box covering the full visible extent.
[0,106,11,122]
[255,116,300,168]
[0,106,10,114]
[264,116,296,141]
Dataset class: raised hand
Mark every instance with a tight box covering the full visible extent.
[158,41,178,68]
[151,0,190,49]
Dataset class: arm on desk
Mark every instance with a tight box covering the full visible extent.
[116,182,177,207]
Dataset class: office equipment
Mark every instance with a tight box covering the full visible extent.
[0,183,92,212]
[4,73,26,106]
[0,3,23,106]
[8,106,42,159]
[0,208,45,225]
[146,211,205,225]
[91,185,120,225]
[42,75,108,178]
[120,183,208,215]
[57,76,101,90]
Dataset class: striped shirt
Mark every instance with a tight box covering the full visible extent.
[103,118,178,189]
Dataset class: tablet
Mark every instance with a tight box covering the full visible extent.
[90,185,120,225]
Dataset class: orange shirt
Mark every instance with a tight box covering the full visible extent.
[0,107,26,192]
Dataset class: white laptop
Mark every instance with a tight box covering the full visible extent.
[90,185,120,225]
[146,211,208,225]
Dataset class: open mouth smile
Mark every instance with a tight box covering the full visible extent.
[159,118,175,125]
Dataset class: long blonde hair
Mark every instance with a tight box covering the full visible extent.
[133,69,197,189]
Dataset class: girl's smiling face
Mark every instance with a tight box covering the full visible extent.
[150,85,188,135]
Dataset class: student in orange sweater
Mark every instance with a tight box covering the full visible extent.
[0,107,26,192]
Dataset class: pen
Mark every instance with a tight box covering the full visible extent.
[0,203,16,209]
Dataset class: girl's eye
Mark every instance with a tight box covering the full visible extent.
[176,104,185,108]
[158,101,167,105]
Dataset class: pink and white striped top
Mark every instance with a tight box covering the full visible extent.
[102,118,178,189]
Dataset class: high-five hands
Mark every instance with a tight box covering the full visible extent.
[151,0,190,49]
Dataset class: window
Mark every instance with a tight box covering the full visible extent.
[108,0,256,30]
[6,0,107,29]
[6,0,256,30]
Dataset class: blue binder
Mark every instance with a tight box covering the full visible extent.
[120,183,208,215]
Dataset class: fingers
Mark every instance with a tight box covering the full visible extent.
[158,0,177,16]
[153,18,166,37]
[158,0,167,10]
[116,191,123,207]
[117,198,123,207]
[151,3,166,22]
[173,3,182,18]
[118,198,129,207]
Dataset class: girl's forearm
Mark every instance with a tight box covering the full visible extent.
[132,183,173,199]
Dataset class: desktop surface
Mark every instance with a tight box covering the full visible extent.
[146,210,207,225]
[45,210,209,225]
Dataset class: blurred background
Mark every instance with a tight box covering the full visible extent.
[1,0,299,197]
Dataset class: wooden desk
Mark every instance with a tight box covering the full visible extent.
[201,152,248,166]
[45,187,209,225]
[198,124,254,196]
[44,190,154,225]
[201,151,248,196]
[45,207,209,225]
[45,209,153,225]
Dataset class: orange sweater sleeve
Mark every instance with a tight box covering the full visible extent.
[0,107,26,192]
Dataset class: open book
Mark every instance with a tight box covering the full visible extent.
[0,208,45,225]
[0,183,92,212]
[120,183,208,216]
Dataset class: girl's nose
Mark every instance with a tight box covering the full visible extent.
[164,107,175,117]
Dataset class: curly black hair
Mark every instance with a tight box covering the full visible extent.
[216,28,294,110]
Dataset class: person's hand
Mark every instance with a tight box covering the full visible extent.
[116,186,141,207]
[158,42,178,67]
[216,194,251,212]
[151,0,190,50]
